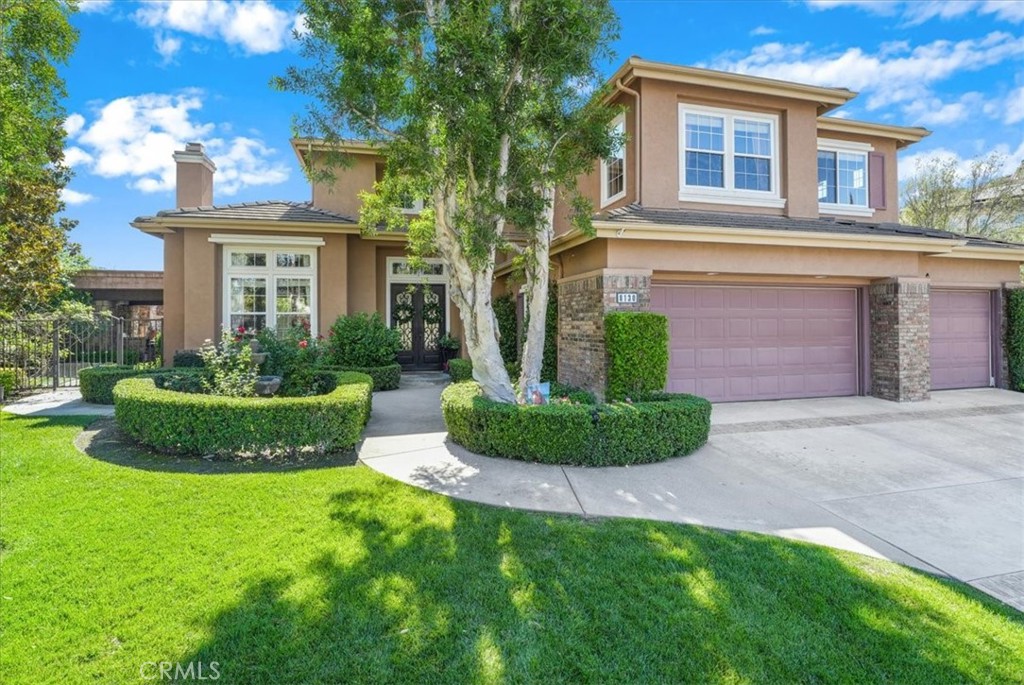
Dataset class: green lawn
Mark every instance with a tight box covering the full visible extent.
[1,414,1022,684]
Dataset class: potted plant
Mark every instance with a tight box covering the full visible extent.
[439,333,461,367]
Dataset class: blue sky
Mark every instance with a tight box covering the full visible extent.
[62,0,1024,270]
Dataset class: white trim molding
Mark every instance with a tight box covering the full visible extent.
[220,243,319,334]
[600,113,627,208]
[209,234,326,247]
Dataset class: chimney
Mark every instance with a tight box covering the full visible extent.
[172,142,215,208]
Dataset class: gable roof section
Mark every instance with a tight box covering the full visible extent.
[608,57,857,115]
[586,204,1024,260]
[131,201,358,236]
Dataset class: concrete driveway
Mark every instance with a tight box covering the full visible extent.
[360,381,1024,611]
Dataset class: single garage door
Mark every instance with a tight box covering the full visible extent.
[930,289,992,390]
[650,285,859,402]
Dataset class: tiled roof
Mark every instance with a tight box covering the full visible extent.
[134,201,356,224]
[598,204,1024,249]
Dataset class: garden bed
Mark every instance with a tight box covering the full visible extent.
[441,381,711,466]
[113,371,373,456]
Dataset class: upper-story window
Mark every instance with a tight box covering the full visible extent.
[817,138,873,217]
[600,114,626,207]
[679,104,783,208]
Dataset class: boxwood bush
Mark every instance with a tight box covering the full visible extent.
[448,358,473,382]
[0,367,23,397]
[442,382,711,466]
[324,312,401,367]
[605,312,669,401]
[113,372,373,456]
[1008,288,1024,392]
[320,363,401,391]
[172,349,205,368]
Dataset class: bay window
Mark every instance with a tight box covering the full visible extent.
[679,104,782,207]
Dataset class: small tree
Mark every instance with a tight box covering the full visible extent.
[901,154,1024,242]
[0,0,81,314]
[277,0,619,402]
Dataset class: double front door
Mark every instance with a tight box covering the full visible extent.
[390,283,446,370]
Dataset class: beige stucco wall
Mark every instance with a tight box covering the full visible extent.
[307,152,382,220]
[920,256,1023,286]
[161,231,185,361]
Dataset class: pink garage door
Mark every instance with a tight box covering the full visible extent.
[649,285,859,402]
[930,290,991,390]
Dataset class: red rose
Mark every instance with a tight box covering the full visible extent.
[298,340,308,349]
[237,325,246,334]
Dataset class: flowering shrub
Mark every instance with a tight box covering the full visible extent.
[255,327,326,396]
[199,330,257,397]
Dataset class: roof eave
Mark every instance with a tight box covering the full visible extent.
[817,117,931,149]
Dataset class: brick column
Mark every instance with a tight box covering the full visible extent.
[557,268,651,399]
[869,277,930,402]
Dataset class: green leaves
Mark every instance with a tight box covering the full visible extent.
[1007,289,1024,392]
[604,312,670,401]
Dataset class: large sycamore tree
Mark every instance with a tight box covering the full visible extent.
[0,0,80,314]
[277,0,620,402]
[901,153,1024,242]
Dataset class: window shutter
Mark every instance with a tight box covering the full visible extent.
[869,153,886,210]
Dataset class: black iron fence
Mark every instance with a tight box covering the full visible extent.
[0,314,162,393]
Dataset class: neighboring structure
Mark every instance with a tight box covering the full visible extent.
[73,269,164,322]
[133,58,1024,400]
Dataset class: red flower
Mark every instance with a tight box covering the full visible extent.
[237,325,246,334]
[298,340,308,349]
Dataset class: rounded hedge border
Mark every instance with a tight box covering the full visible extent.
[320,363,401,391]
[80,365,200,404]
[113,371,373,456]
[441,381,712,466]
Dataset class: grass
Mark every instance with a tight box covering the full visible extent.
[1,414,1022,684]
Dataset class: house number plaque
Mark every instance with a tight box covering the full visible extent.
[616,292,639,304]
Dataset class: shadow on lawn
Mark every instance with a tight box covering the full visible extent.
[75,418,357,474]
[175,481,1024,684]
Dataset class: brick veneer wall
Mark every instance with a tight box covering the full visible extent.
[869,277,931,402]
[557,269,652,399]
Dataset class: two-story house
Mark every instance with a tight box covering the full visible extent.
[132,57,1024,403]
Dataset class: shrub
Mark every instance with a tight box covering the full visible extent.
[605,312,669,401]
[113,372,373,456]
[199,332,257,397]
[152,368,209,394]
[493,294,518,363]
[1008,289,1024,392]
[542,282,558,381]
[325,313,401,368]
[441,382,711,466]
[320,363,401,392]
[448,358,473,382]
[0,367,24,397]
[80,365,140,404]
[256,328,326,396]
[173,349,205,368]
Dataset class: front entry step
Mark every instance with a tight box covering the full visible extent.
[401,371,451,387]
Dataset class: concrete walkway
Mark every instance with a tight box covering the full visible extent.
[2,388,114,416]
[360,382,1024,611]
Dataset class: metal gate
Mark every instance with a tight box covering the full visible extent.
[0,314,162,392]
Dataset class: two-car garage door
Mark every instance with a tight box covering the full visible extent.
[650,285,859,402]
[650,284,994,403]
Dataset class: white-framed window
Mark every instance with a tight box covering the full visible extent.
[600,114,626,207]
[221,245,317,334]
[678,104,784,208]
[817,138,873,217]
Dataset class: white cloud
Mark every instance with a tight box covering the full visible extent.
[79,0,113,13]
[706,32,1024,110]
[61,189,96,205]
[64,113,85,138]
[901,92,987,126]
[69,92,290,196]
[899,141,1024,182]
[806,0,1024,24]
[749,25,777,36]
[134,0,296,56]
[64,146,94,167]
[1005,86,1024,124]
[292,12,309,37]
[154,33,182,64]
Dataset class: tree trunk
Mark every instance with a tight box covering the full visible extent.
[433,186,517,403]
[518,185,555,396]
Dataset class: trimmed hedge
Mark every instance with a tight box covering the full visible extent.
[172,349,205,368]
[0,367,23,397]
[320,363,401,391]
[113,372,373,456]
[1008,288,1024,392]
[442,382,711,466]
[605,312,669,401]
[79,365,207,404]
[448,358,473,382]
